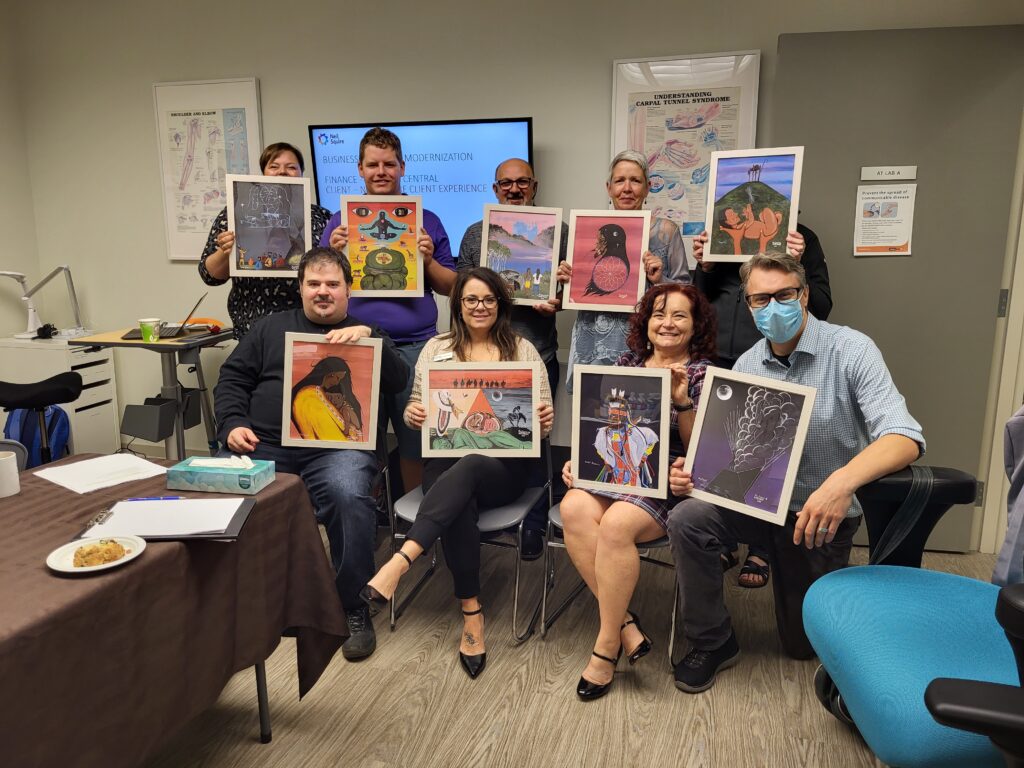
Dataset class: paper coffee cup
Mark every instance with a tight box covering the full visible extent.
[139,318,161,342]
[0,451,19,498]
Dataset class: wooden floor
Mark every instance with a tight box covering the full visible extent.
[146,537,996,768]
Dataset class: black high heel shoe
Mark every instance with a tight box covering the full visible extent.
[576,647,622,701]
[459,606,487,679]
[622,611,652,665]
[359,550,413,608]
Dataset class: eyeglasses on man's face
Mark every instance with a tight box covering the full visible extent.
[495,177,535,191]
[462,296,499,309]
[744,286,803,309]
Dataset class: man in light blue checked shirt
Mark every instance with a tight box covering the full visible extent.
[666,252,925,694]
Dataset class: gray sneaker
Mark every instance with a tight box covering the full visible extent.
[342,606,377,660]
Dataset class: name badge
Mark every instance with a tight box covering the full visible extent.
[433,351,454,362]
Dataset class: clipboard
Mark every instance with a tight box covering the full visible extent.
[78,497,257,541]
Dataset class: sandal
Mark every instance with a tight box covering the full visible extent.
[621,611,652,665]
[720,550,739,572]
[738,556,770,589]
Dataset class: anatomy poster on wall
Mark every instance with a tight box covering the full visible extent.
[570,365,671,500]
[227,175,311,278]
[703,147,804,262]
[281,333,381,451]
[480,204,562,306]
[563,210,651,313]
[422,361,542,458]
[685,367,816,524]
[341,195,424,297]
[153,78,262,261]
[626,87,743,237]
[611,52,760,253]
[853,183,916,257]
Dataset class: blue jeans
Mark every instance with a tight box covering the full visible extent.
[381,339,427,459]
[232,442,378,612]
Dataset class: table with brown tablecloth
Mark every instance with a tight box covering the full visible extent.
[0,455,348,768]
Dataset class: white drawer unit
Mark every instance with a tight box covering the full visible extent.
[0,336,120,455]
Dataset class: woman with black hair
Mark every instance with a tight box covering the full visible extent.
[360,266,554,679]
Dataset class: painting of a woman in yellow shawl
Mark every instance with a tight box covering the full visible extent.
[290,356,364,442]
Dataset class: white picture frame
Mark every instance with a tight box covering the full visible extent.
[702,146,804,263]
[226,175,312,278]
[563,209,651,314]
[341,195,425,298]
[422,361,542,458]
[684,366,816,525]
[153,78,262,262]
[281,333,382,451]
[571,364,671,500]
[480,204,562,307]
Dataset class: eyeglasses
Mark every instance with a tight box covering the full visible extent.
[744,286,803,309]
[462,296,498,309]
[495,177,535,191]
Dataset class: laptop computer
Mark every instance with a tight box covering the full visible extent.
[122,293,207,340]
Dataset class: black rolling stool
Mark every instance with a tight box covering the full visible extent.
[0,372,83,464]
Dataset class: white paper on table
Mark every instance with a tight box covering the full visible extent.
[80,498,246,538]
[34,454,167,494]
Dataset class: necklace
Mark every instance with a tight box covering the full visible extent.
[466,341,498,362]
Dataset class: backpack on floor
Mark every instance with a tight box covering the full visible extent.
[2,405,71,468]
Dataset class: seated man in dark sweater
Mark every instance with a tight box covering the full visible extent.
[215,247,409,661]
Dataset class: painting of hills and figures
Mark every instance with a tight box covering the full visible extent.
[480,205,562,306]
[703,147,803,263]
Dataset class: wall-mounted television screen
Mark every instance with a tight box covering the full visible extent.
[307,118,533,254]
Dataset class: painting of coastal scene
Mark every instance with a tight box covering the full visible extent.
[480,205,562,306]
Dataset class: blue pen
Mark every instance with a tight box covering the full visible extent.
[124,495,186,501]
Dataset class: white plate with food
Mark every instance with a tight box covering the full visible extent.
[46,535,146,574]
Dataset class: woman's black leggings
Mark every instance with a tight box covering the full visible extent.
[406,454,527,599]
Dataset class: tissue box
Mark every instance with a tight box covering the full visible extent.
[167,457,275,495]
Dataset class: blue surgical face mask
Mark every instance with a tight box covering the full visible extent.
[752,298,804,344]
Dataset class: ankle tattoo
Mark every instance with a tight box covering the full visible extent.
[464,632,477,647]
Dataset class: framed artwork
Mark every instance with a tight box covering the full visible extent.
[563,210,651,313]
[570,365,671,499]
[226,175,311,278]
[611,52,760,253]
[422,361,542,458]
[153,78,262,262]
[684,367,816,525]
[480,204,562,306]
[281,332,382,450]
[703,146,804,263]
[341,195,424,297]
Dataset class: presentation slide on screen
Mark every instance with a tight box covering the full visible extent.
[309,121,531,254]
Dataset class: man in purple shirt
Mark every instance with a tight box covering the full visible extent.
[320,127,455,493]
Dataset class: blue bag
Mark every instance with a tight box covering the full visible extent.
[2,405,71,467]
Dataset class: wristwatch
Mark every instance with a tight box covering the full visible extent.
[674,401,694,413]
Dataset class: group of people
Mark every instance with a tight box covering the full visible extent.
[202,127,924,699]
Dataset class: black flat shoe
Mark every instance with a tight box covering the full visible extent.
[622,611,652,665]
[459,606,487,679]
[576,648,621,701]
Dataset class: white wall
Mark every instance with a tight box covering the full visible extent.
[0,19,40,334]
[5,0,1024,452]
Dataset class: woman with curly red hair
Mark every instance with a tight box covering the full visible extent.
[560,282,717,700]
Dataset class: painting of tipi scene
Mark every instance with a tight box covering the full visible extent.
[422,361,542,458]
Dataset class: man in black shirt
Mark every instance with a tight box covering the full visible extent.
[215,247,409,660]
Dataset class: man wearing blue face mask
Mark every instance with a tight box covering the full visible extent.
[664,252,925,694]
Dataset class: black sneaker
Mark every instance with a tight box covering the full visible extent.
[342,606,377,660]
[674,631,740,693]
[520,528,545,561]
